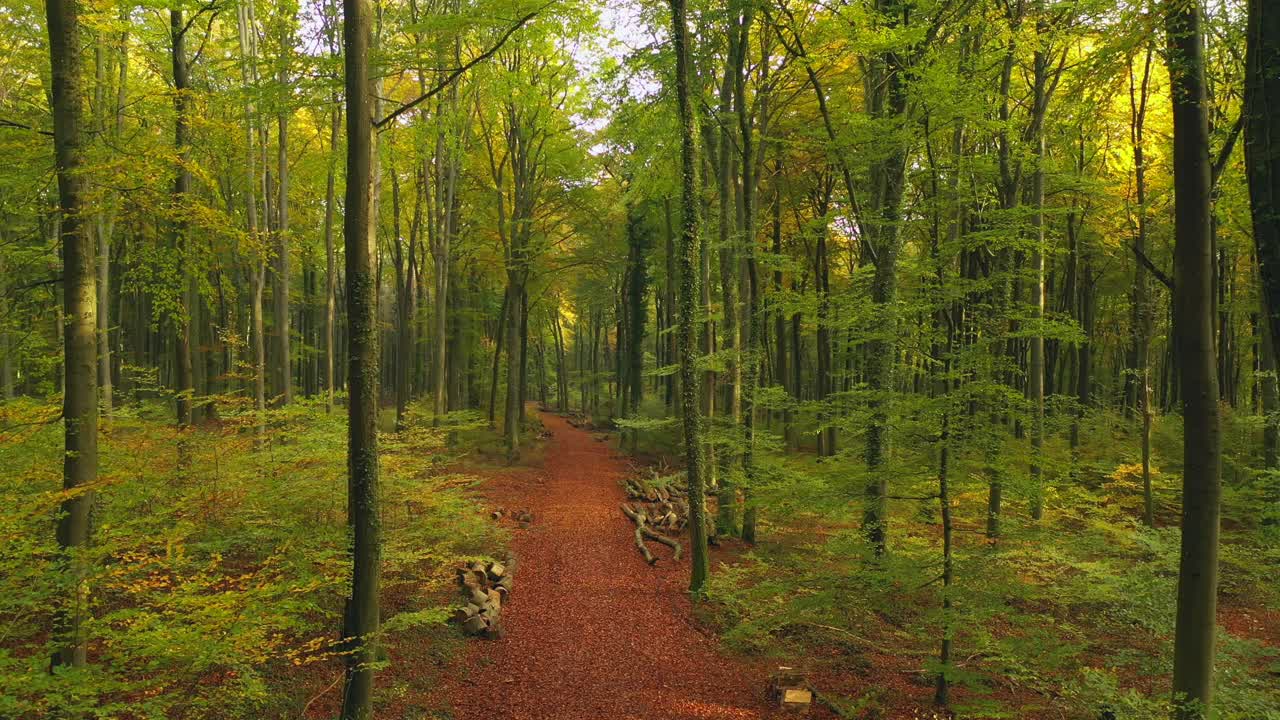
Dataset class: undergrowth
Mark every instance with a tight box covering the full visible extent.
[0,397,504,719]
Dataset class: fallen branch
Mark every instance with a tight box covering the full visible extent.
[639,526,683,561]
[634,526,657,565]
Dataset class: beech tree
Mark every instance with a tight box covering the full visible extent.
[1166,0,1222,715]
[45,0,96,671]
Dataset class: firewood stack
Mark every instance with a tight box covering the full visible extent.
[618,469,722,565]
[452,559,514,639]
[769,667,813,714]
[622,473,690,530]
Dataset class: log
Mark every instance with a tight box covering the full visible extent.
[640,526,683,561]
[462,614,487,635]
[634,526,657,565]
[487,561,506,581]
[770,667,813,714]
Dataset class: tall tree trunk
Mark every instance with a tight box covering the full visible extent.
[669,0,710,595]
[862,8,910,553]
[238,0,267,442]
[1027,13,1049,522]
[340,0,380,712]
[626,202,648,451]
[1246,0,1280,494]
[273,16,294,406]
[814,192,835,457]
[1166,1,1223,715]
[47,0,97,669]
[324,103,340,413]
[93,30,119,419]
[170,11,194,432]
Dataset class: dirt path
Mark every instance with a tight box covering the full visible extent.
[443,411,786,720]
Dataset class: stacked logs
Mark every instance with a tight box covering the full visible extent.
[452,559,514,638]
[619,469,726,565]
[622,472,690,529]
[621,503,683,565]
[769,667,814,713]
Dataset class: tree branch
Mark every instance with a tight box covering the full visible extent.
[1130,243,1174,291]
[0,118,54,137]
[374,8,543,130]
[1210,111,1243,188]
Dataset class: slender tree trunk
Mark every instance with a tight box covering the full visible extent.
[488,289,508,426]
[1027,17,1048,522]
[339,0,379,712]
[626,203,648,451]
[274,21,293,406]
[1166,1,1223,715]
[47,0,97,669]
[93,31,117,419]
[504,281,522,457]
[324,103,340,413]
[237,0,267,443]
[170,11,195,433]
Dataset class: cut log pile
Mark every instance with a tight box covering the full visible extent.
[616,467,724,565]
[452,559,514,639]
[622,472,690,529]
[769,667,813,714]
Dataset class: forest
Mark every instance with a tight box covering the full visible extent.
[1,0,1278,716]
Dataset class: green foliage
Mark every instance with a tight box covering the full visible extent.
[0,399,502,718]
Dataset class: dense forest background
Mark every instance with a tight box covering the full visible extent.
[1,0,1278,716]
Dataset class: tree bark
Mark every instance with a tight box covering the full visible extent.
[339,0,380,712]
[1166,1,1223,715]
[324,102,340,413]
[170,10,195,431]
[274,18,294,407]
[1246,0,1280,491]
[669,0,710,595]
[47,0,98,670]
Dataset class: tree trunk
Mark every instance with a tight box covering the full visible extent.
[862,14,909,553]
[47,0,97,669]
[274,24,293,407]
[504,281,523,460]
[340,0,380,712]
[1246,0,1280,490]
[488,289,508,426]
[1166,1,1223,715]
[170,10,194,431]
[669,0,710,595]
[324,103,340,413]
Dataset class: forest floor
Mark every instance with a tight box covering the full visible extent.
[438,410,823,720]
